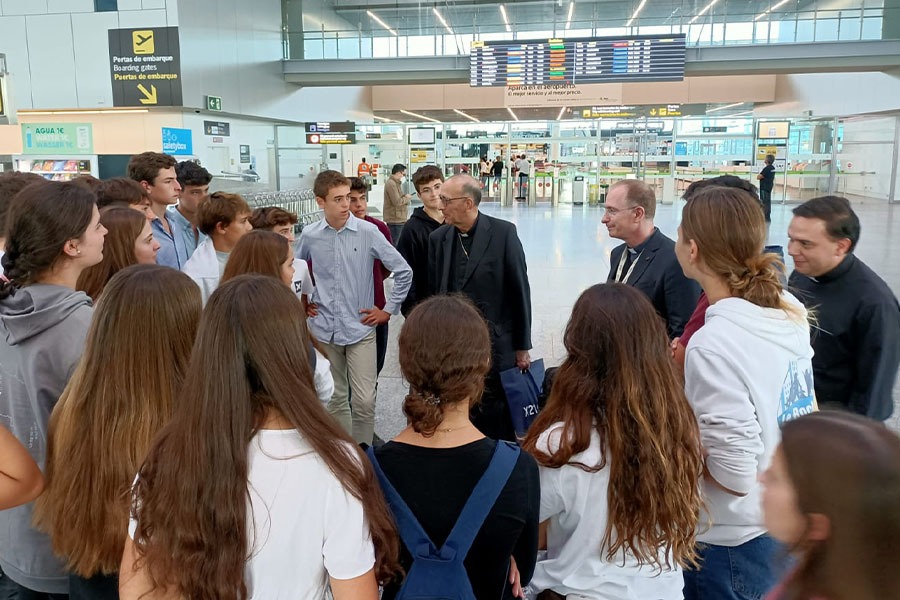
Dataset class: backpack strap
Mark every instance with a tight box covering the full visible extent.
[366,446,439,558]
[441,441,520,558]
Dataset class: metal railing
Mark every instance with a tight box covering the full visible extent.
[243,189,322,229]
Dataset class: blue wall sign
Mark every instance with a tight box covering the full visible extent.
[162,127,193,156]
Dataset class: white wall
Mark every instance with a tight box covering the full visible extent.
[181,113,277,186]
[0,0,178,110]
[756,71,900,118]
[175,0,372,121]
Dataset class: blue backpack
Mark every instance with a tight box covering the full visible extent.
[366,441,520,600]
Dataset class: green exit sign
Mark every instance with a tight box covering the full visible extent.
[206,95,222,112]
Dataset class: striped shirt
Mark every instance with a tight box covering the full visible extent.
[298,214,412,346]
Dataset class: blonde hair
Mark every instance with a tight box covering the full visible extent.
[681,187,797,315]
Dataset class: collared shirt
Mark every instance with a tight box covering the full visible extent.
[152,212,190,270]
[298,214,412,346]
[166,205,208,263]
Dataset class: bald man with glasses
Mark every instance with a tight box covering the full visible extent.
[602,179,700,339]
[427,174,532,442]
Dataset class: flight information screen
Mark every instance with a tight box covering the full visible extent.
[470,34,686,87]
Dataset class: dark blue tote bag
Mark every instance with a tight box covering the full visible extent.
[499,358,545,439]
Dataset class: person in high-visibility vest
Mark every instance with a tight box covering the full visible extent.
[357,157,372,179]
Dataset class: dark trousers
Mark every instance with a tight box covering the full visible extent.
[760,188,772,222]
[375,322,388,375]
[0,575,68,600]
[69,573,117,600]
[387,223,404,247]
[471,370,515,442]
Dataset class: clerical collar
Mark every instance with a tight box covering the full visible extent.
[456,214,480,238]
[628,227,658,254]
[814,254,856,283]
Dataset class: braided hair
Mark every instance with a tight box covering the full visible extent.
[1,182,97,300]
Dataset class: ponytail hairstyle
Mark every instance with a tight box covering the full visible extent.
[680,186,794,313]
[221,230,290,285]
[779,412,900,599]
[398,294,492,437]
[130,275,400,599]
[1,181,97,300]
[76,207,147,300]
[522,283,702,570]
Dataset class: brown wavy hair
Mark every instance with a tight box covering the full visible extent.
[34,265,201,577]
[778,412,900,600]
[76,207,147,300]
[221,230,289,285]
[129,275,400,598]
[522,283,702,569]
[398,294,492,436]
[680,186,796,314]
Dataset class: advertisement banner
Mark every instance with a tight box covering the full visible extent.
[162,127,193,156]
[21,123,94,155]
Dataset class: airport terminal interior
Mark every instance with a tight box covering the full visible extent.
[1,0,900,597]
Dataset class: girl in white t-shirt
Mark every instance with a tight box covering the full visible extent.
[522,283,703,600]
[119,275,399,600]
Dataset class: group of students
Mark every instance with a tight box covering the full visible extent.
[0,156,897,600]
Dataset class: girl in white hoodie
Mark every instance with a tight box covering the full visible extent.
[675,186,816,600]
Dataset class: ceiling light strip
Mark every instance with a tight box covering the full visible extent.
[626,0,648,27]
[689,0,720,24]
[453,109,480,123]
[433,7,454,35]
[367,10,398,36]
[706,102,744,113]
[566,2,575,28]
[557,106,567,120]
[400,109,441,123]
[500,5,512,33]
[507,107,520,122]
[755,0,791,20]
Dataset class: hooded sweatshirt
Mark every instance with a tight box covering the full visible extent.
[0,284,93,593]
[685,292,814,547]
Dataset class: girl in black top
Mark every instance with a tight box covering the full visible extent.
[374,294,540,599]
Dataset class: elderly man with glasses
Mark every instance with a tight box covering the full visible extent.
[426,174,532,442]
[602,179,700,339]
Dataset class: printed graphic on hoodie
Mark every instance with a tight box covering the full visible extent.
[778,359,816,425]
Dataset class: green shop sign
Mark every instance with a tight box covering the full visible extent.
[21,123,94,155]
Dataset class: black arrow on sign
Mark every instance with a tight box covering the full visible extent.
[135,33,153,47]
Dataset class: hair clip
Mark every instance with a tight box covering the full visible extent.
[424,393,441,406]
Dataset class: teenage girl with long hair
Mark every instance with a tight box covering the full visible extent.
[0,181,107,598]
[34,265,201,600]
[372,294,539,599]
[119,275,399,600]
[77,206,161,300]
[522,283,703,599]
[221,230,334,404]
[676,186,815,600]
[761,411,900,600]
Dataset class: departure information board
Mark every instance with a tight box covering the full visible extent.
[470,34,686,87]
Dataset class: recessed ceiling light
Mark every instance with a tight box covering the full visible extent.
[400,109,441,123]
[367,10,398,36]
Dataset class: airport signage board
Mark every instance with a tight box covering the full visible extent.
[204,120,230,136]
[240,144,251,163]
[305,122,356,133]
[21,123,94,155]
[161,127,193,156]
[109,27,183,107]
[206,95,223,111]
[306,132,356,144]
[472,34,686,87]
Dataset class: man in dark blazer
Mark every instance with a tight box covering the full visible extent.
[603,179,700,339]
[427,174,532,441]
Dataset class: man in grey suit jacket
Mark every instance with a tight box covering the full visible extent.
[603,179,700,339]
[427,174,532,441]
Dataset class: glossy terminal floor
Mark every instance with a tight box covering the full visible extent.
[374,199,900,440]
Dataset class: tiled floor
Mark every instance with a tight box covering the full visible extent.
[374,198,900,439]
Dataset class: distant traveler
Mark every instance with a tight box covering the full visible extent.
[127,152,185,269]
[383,163,413,244]
[479,155,491,189]
[604,179,700,339]
[357,156,372,179]
[676,186,814,600]
[514,154,531,200]
[397,165,444,316]
[491,155,504,193]
[788,195,900,420]
[757,154,776,222]
[428,174,532,442]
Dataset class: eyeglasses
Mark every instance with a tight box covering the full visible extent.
[603,205,638,217]
[438,195,470,205]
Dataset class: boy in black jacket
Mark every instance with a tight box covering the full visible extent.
[397,165,445,316]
